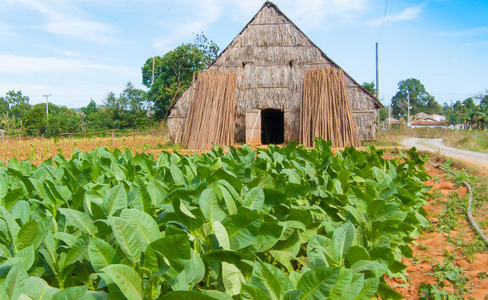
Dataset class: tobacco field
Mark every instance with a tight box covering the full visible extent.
[0,138,431,299]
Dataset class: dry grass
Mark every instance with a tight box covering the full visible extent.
[372,126,488,154]
[443,131,488,154]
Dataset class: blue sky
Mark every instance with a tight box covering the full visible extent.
[0,0,487,108]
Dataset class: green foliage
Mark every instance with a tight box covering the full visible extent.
[23,103,81,137]
[447,92,488,129]
[419,260,470,299]
[0,138,431,299]
[361,81,376,96]
[142,33,219,119]
[0,90,30,133]
[103,82,150,129]
[391,78,439,118]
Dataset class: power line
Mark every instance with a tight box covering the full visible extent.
[377,0,389,42]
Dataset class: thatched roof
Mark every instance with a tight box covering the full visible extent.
[167,1,382,145]
[207,1,382,108]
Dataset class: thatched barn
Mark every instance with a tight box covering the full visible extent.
[167,1,382,149]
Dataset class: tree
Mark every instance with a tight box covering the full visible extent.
[0,98,8,115]
[0,90,31,130]
[118,82,148,128]
[141,33,219,119]
[23,105,47,136]
[103,82,149,129]
[390,78,439,118]
[45,105,81,137]
[361,81,376,96]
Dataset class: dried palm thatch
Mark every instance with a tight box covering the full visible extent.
[300,67,360,147]
[167,1,382,148]
[182,70,237,149]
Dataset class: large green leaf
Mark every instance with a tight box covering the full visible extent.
[99,264,143,300]
[0,174,7,201]
[102,183,127,216]
[61,237,88,271]
[328,268,361,299]
[243,185,265,210]
[10,201,30,224]
[185,250,205,285]
[162,291,223,299]
[354,278,379,300]
[241,283,272,300]
[346,246,371,265]
[4,264,28,300]
[213,221,230,250]
[24,277,60,300]
[120,209,160,249]
[251,261,281,300]
[52,286,87,300]
[252,221,283,252]
[16,219,38,251]
[12,245,35,270]
[222,262,244,296]
[149,234,191,280]
[0,206,20,242]
[88,237,118,272]
[376,282,403,300]
[109,217,142,263]
[222,210,262,250]
[331,222,355,264]
[297,266,340,300]
[58,208,98,236]
[350,260,387,278]
[170,165,186,186]
[199,188,226,223]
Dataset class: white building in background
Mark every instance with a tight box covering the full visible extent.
[430,114,447,122]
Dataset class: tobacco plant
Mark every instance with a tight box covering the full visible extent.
[0,138,430,299]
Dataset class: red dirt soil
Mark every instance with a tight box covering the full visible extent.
[386,162,488,299]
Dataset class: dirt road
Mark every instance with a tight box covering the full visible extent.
[401,137,488,166]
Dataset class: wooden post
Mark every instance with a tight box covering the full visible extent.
[133,133,136,141]
[111,130,115,147]
[69,134,71,142]
[18,134,21,147]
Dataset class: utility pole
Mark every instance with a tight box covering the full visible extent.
[388,101,391,128]
[43,94,51,120]
[152,57,155,86]
[147,57,156,115]
[407,93,410,127]
[376,43,380,132]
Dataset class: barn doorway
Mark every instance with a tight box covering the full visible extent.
[261,109,284,144]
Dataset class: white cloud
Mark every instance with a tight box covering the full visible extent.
[370,5,423,25]
[151,0,369,51]
[152,0,223,51]
[0,55,137,75]
[6,0,115,43]
[433,26,488,37]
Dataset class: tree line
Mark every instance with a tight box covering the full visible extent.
[0,34,218,138]
[363,79,488,129]
[3,31,486,137]
[0,83,150,137]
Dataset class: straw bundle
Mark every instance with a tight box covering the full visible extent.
[300,67,360,147]
[182,70,237,149]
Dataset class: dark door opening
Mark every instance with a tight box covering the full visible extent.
[261,109,284,144]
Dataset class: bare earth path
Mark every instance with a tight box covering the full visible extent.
[401,137,488,167]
